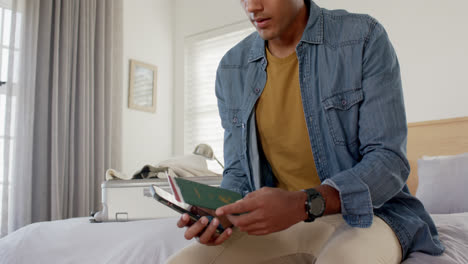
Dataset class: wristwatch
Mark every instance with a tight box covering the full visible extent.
[303,188,325,222]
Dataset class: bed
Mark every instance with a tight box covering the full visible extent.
[0,117,467,264]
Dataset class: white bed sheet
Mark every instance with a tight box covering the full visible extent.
[1,213,467,264]
[0,217,193,264]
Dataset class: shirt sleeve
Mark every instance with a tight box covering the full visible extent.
[322,21,410,228]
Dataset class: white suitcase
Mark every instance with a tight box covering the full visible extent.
[92,176,223,222]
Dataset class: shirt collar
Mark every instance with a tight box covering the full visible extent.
[248,1,324,63]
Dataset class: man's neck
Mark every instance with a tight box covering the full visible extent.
[267,5,309,58]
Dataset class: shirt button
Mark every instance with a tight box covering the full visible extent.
[341,99,347,106]
[233,117,238,123]
[254,88,260,93]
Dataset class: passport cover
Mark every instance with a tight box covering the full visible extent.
[173,177,242,210]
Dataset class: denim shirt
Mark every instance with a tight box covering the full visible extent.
[215,1,444,259]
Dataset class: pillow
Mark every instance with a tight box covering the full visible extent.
[416,152,468,214]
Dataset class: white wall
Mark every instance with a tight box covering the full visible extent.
[173,0,468,155]
[121,0,174,175]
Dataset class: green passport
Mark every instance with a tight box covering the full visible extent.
[174,177,242,210]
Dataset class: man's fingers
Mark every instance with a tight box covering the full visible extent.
[216,199,257,216]
[177,213,190,228]
[226,210,263,228]
[198,217,220,244]
[184,216,209,240]
[213,227,233,245]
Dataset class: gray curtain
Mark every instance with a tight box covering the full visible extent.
[5,0,122,234]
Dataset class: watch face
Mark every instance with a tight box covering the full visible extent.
[309,196,325,216]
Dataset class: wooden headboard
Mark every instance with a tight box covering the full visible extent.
[406,116,468,195]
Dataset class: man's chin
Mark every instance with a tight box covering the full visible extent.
[256,30,276,41]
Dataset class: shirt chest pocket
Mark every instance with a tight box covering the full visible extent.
[322,89,363,146]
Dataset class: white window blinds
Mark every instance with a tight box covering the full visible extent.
[184,24,255,173]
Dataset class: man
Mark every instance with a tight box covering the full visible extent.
[169,0,444,263]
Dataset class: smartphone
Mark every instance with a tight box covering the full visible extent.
[149,185,224,234]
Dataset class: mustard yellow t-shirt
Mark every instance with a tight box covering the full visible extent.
[255,47,320,191]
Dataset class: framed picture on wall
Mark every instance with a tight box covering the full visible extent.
[128,59,157,113]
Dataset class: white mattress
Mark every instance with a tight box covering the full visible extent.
[0,217,193,264]
[1,213,467,264]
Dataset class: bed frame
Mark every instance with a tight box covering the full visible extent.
[406,116,468,195]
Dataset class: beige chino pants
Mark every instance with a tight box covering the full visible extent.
[167,214,402,264]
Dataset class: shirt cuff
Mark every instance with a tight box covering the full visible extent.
[322,170,374,228]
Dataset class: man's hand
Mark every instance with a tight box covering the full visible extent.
[176,207,233,246]
[215,187,308,236]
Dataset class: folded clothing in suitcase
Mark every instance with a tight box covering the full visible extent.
[93,176,223,222]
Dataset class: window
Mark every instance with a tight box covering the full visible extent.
[184,22,255,173]
[0,0,20,228]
